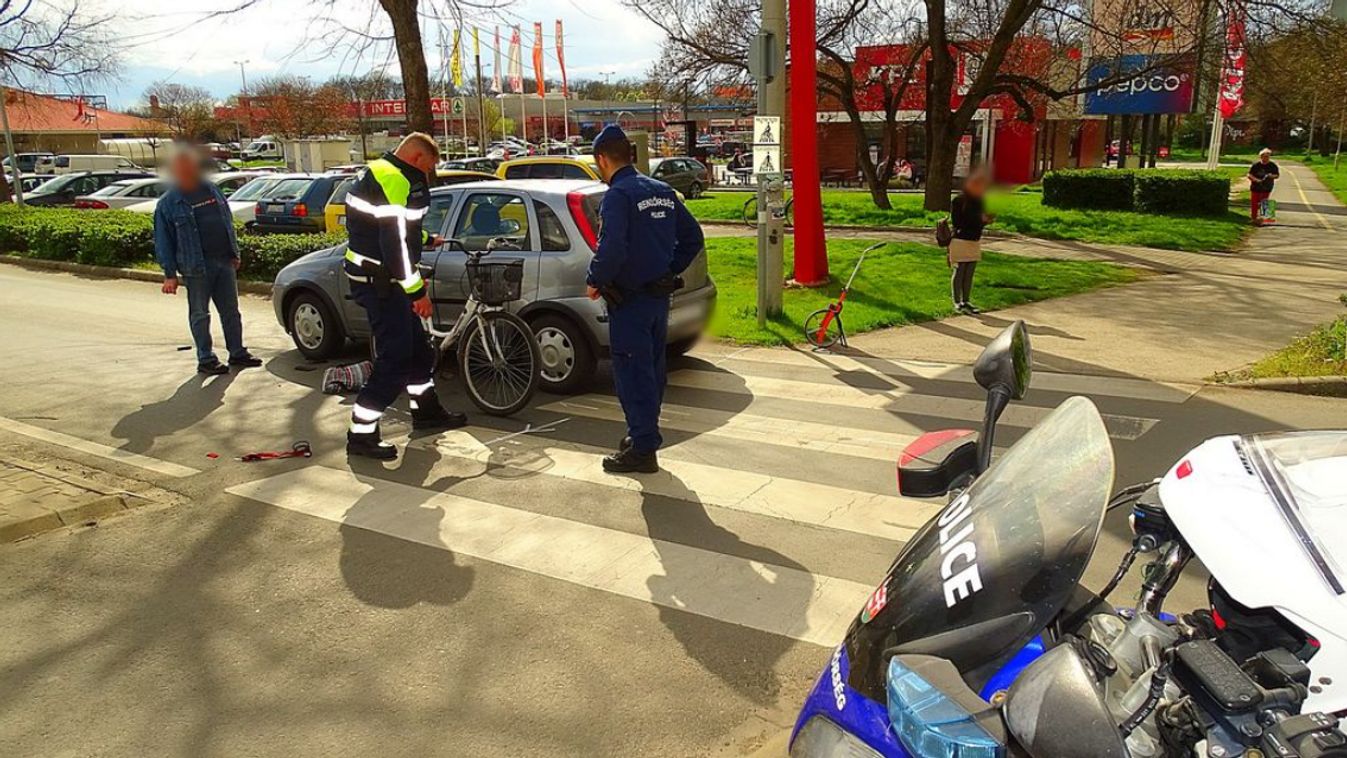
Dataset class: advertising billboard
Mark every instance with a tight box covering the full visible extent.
[1084,55,1195,114]
[1091,0,1201,56]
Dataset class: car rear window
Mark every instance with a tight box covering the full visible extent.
[503,164,531,180]
[328,177,356,205]
[561,164,591,180]
[263,178,313,200]
[90,181,135,197]
[230,178,281,202]
[534,201,570,251]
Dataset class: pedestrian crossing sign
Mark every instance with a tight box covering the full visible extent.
[753,116,781,146]
[753,146,781,178]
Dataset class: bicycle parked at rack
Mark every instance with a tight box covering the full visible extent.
[740,195,794,229]
[423,241,541,416]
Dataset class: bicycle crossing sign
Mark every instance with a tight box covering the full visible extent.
[753,116,781,146]
[451,97,466,116]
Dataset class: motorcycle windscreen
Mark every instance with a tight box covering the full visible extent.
[845,396,1115,700]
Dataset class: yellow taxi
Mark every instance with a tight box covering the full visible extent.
[324,169,498,233]
[495,155,600,181]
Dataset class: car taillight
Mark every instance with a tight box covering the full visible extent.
[567,192,598,252]
[293,203,308,217]
[255,202,264,216]
[75,199,108,209]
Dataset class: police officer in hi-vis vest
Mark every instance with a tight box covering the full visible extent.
[586,125,705,474]
[343,133,467,460]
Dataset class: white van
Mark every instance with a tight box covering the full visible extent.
[241,139,283,161]
[37,154,144,175]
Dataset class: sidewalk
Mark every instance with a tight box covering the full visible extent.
[836,162,1347,384]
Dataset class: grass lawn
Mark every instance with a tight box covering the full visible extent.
[687,190,1249,252]
[1301,155,1347,206]
[1222,312,1347,382]
[705,237,1142,345]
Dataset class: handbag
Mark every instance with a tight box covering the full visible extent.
[935,217,953,248]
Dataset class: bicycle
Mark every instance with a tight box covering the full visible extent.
[802,242,883,350]
[741,195,794,229]
[424,240,541,416]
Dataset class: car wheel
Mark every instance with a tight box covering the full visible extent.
[687,181,703,199]
[287,290,344,360]
[531,313,595,394]
[667,334,700,358]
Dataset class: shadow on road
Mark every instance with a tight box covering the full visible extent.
[111,372,237,454]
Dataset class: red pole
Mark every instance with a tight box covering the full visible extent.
[788,0,828,285]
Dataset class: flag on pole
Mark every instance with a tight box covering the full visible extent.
[1217,0,1247,119]
[450,29,463,88]
[508,26,523,94]
[532,22,545,97]
[492,26,503,93]
[555,20,569,98]
[472,26,480,57]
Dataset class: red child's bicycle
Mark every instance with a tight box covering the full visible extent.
[803,242,883,350]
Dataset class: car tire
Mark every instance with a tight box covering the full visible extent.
[287,290,344,360]
[531,313,596,395]
[667,334,700,358]
[687,181,703,199]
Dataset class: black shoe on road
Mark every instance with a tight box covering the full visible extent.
[602,447,659,474]
[198,360,229,376]
[347,429,398,460]
[229,352,264,369]
[963,303,982,314]
[410,389,468,431]
[619,436,633,453]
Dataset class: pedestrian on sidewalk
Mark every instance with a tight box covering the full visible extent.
[155,146,262,376]
[948,169,993,314]
[1247,148,1280,225]
[342,133,466,461]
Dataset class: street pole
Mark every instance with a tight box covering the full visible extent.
[1206,110,1225,170]
[519,94,527,146]
[542,93,549,149]
[1335,106,1344,170]
[234,59,250,140]
[750,2,786,327]
[1308,91,1318,153]
[0,86,24,204]
[475,47,486,154]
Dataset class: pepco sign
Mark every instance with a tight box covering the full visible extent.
[1083,54,1196,114]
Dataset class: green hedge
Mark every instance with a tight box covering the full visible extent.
[1041,169,1136,211]
[0,205,346,281]
[1042,169,1231,216]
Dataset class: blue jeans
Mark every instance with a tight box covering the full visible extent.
[182,256,245,365]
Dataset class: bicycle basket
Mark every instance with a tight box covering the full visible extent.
[466,259,525,305]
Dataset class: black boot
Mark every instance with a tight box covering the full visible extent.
[347,425,397,460]
[619,436,633,452]
[411,389,468,431]
[602,446,658,474]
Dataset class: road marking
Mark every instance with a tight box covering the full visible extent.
[420,428,937,541]
[664,371,1159,440]
[1289,168,1333,230]
[537,395,923,463]
[0,416,199,478]
[701,350,1199,404]
[227,466,872,646]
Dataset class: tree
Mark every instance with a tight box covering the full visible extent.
[144,82,217,139]
[251,76,350,138]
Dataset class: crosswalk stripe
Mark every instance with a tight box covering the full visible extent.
[696,349,1199,404]
[227,465,874,646]
[665,371,1159,440]
[414,428,937,541]
[0,415,200,477]
[537,395,920,463]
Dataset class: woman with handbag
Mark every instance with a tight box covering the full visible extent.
[947,169,993,314]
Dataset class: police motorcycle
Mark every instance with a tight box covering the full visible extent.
[790,321,1347,758]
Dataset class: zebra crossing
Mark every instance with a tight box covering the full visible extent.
[226,350,1193,648]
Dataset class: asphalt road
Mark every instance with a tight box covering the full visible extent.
[1,264,1345,757]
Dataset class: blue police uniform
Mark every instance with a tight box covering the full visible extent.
[587,126,704,458]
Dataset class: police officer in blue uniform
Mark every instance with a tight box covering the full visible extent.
[587,125,705,474]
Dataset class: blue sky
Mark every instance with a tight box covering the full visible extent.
[104,0,666,110]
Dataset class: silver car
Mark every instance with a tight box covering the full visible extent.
[272,179,716,394]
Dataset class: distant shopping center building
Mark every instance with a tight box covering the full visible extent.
[0,90,166,154]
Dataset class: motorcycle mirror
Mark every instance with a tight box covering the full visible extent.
[973,321,1032,400]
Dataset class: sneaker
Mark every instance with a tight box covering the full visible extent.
[602,447,659,474]
[963,303,982,314]
[410,389,468,431]
[197,360,228,376]
[229,352,263,369]
[954,302,971,314]
[347,428,397,460]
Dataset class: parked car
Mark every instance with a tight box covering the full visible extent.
[120,171,266,215]
[252,172,352,234]
[73,177,170,209]
[23,170,154,206]
[3,152,54,174]
[496,155,601,181]
[14,173,56,196]
[272,179,716,393]
[649,157,710,198]
[36,154,144,175]
[440,157,501,173]
[241,139,284,162]
[323,169,498,233]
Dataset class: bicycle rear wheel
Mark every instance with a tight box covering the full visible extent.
[457,311,540,416]
[742,195,758,227]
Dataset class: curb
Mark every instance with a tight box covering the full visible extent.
[0,494,134,543]
[1217,375,1347,391]
[699,221,1015,239]
[0,255,274,295]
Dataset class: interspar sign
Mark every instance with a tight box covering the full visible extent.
[1084,55,1195,114]
[358,99,466,118]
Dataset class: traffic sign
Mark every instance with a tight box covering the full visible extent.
[753,146,781,177]
[753,116,781,146]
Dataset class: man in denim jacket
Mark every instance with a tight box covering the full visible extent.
[154,147,262,375]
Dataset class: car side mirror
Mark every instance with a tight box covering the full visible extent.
[443,238,467,253]
[971,321,1031,473]
[499,218,521,235]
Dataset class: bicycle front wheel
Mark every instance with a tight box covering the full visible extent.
[457,311,541,416]
[742,195,758,227]
[803,307,843,349]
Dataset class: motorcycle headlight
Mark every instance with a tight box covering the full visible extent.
[790,716,884,758]
[887,658,1003,758]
